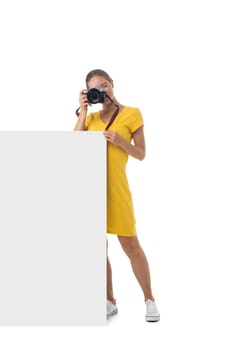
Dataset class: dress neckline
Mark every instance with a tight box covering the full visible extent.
[99,106,126,125]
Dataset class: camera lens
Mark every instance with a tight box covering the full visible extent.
[87,88,105,104]
[89,91,98,102]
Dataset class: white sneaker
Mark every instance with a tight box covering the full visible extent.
[107,300,118,319]
[145,299,160,322]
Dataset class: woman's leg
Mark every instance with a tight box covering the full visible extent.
[106,239,116,303]
[117,235,154,301]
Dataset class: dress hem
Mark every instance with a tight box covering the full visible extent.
[107,230,137,237]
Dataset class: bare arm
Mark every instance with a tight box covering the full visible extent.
[103,126,146,161]
[73,90,89,131]
[73,108,88,131]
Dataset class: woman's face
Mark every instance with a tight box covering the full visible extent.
[87,75,114,104]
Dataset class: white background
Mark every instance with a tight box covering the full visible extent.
[0,0,232,348]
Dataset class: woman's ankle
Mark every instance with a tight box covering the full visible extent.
[107,297,116,304]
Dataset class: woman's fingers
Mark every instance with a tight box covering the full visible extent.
[103,131,122,146]
[79,90,89,108]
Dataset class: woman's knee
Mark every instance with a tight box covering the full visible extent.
[118,235,142,258]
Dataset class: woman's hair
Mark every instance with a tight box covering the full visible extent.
[86,69,112,87]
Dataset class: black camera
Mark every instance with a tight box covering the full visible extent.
[83,88,106,104]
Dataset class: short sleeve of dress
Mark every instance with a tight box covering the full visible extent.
[84,113,92,129]
[128,108,144,134]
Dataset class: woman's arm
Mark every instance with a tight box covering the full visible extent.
[73,90,89,131]
[103,126,146,161]
[73,108,88,131]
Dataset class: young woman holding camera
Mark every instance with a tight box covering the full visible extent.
[74,69,160,322]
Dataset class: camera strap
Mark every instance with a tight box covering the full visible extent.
[105,104,119,130]
[104,94,119,130]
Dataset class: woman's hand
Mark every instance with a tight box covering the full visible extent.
[74,90,91,130]
[103,127,146,160]
[79,89,91,111]
[103,130,123,146]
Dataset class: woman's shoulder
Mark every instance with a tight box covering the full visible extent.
[120,106,144,131]
[123,105,141,111]
[122,106,142,116]
[85,110,101,128]
[86,110,100,121]
[87,110,100,118]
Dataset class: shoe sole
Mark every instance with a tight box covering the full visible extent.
[107,309,118,320]
[146,315,160,322]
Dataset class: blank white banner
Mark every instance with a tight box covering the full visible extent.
[0,131,106,326]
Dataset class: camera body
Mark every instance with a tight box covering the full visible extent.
[83,88,106,104]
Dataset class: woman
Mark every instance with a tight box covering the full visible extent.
[74,69,160,322]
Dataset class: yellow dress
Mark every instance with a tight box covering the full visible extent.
[85,106,144,236]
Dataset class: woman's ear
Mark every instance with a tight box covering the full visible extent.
[111,80,114,88]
